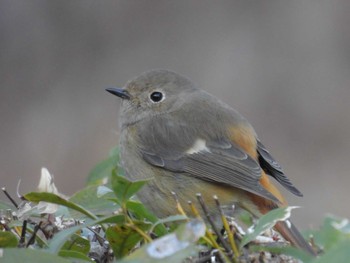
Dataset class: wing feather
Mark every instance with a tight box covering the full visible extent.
[257,140,303,197]
[141,139,280,203]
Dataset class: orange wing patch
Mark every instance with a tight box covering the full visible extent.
[228,124,258,159]
[228,124,287,207]
[259,171,287,205]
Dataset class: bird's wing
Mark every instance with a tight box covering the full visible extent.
[141,138,280,203]
[257,140,303,197]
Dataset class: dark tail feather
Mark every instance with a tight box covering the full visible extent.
[274,221,317,256]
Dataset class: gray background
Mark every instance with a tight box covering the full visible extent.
[1,1,349,229]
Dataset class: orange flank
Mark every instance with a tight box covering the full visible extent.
[229,124,287,209]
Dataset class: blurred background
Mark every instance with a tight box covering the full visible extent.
[1,0,349,229]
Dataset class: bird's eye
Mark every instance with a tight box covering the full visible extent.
[150,91,164,103]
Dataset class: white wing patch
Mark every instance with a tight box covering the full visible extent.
[186,139,210,154]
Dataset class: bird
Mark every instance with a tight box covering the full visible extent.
[106,69,315,255]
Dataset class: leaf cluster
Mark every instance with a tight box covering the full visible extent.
[0,147,349,262]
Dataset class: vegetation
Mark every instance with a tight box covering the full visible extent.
[0,148,349,262]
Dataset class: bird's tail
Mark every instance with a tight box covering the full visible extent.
[274,220,316,256]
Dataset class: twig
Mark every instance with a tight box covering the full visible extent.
[2,187,19,208]
[196,193,232,263]
[26,221,43,247]
[214,195,240,260]
[188,200,221,249]
[18,220,27,247]
[171,191,187,217]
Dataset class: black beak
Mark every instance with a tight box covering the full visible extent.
[106,87,130,100]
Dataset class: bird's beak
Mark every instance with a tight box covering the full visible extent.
[106,87,131,100]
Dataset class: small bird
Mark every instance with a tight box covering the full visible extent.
[106,69,315,255]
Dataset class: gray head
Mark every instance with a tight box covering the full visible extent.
[107,70,197,126]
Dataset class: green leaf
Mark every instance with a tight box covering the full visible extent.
[111,170,151,204]
[126,200,167,236]
[106,221,152,259]
[312,239,350,263]
[150,215,188,233]
[305,216,350,251]
[48,224,86,254]
[47,215,120,254]
[96,185,113,198]
[58,250,93,262]
[0,200,13,210]
[61,233,90,254]
[278,246,314,262]
[47,216,114,254]
[24,192,97,220]
[125,200,157,221]
[250,245,314,262]
[69,185,119,218]
[238,210,253,226]
[240,206,298,248]
[122,246,198,263]
[123,219,206,263]
[1,248,71,263]
[126,200,186,237]
[86,147,120,185]
[0,231,18,248]
[96,214,126,224]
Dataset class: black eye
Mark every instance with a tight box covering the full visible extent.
[150,91,164,102]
